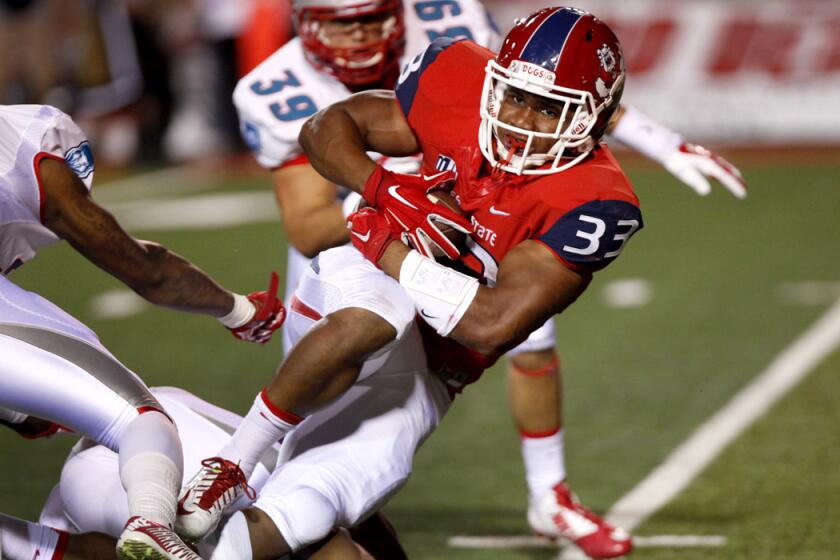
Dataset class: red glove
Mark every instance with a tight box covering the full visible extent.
[361,165,471,259]
[0,417,72,439]
[347,207,401,267]
[230,272,287,344]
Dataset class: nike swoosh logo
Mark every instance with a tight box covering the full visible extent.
[421,171,449,182]
[176,490,194,516]
[352,230,371,242]
[387,185,419,209]
[488,206,510,216]
[420,309,438,319]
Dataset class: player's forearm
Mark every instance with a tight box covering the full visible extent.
[379,244,530,355]
[448,287,549,355]
[126,241,235,317]
[286,203,351,258]
[299,105,378,194]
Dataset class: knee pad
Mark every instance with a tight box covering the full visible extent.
[259,486,338,552]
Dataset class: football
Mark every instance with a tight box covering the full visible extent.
[425,189,467,258]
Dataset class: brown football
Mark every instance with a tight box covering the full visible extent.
[425,189,467,258]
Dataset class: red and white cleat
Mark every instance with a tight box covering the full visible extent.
[175,457,255,541]
[528,482,632,559]
[117,516,202,560]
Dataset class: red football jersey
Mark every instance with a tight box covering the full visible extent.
[395,38,643,392]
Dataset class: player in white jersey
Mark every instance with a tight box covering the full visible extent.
[0,104,285,560]
[1,385,406,560]
[231,0,748,553]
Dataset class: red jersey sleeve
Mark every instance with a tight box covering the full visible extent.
[538,199,643,272]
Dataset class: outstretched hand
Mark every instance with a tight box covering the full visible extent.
[664,143,747,199]
[230,272,286,344]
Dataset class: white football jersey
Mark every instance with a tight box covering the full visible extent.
[233,0,501,170]
[0,105,94,274]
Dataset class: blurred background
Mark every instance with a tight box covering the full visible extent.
[3,0,839,168]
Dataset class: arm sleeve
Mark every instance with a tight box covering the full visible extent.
[538,200,643,272]
[41,109,95,191]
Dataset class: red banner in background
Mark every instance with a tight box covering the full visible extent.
[485,0,840,144]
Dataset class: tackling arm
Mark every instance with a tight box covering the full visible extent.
[298,90,420,193]
[39,157,235,317]
[378,241,590,356]
[272,164,357,258]
[607,104,747,198]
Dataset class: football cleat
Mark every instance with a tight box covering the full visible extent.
[175,457,255,540]
[528,482,632,559]
[116,516,202,560]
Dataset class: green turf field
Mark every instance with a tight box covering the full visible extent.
[1,156,839,559]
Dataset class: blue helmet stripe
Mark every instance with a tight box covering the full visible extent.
[520,9,583,71]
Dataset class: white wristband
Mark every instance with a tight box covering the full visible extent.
[341,191,364,220]
[609,104,683,164]
[399,250,479,337]
[218,293,256,328]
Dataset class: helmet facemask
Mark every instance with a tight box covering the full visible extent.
[479,58,623,176]
[296,0,405,87]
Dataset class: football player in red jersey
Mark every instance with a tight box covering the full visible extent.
[235,1,746,555]
[174,7,645,559]
[300,6,641,557]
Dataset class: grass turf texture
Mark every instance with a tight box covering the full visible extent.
[1,160,838,558]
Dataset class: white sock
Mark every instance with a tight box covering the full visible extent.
[200,511,253,560]
[0,513,67,560]
[219,390,302,478]
[521,428,566,500]
[119,411,183,527]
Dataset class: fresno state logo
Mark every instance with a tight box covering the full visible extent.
[597,44,617,75]
[594,43,622,100]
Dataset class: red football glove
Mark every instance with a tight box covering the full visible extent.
[230,272,287,344]
[361,165,471,259]
[0,417,72,439]
[347,207,401,267]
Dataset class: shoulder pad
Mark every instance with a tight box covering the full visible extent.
[396,37,463,117]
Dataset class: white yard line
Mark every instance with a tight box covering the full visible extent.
[90,289,148,319]
[94,166,204,203]
[106,191,277,231]
[449,535,725,550]
[92,165,278,230]
[449,298,840,559]
[605,296,840,533]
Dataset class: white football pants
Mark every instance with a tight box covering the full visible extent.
[255,246,453,551]
[39,388,275,537]
[0,273,164,449]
